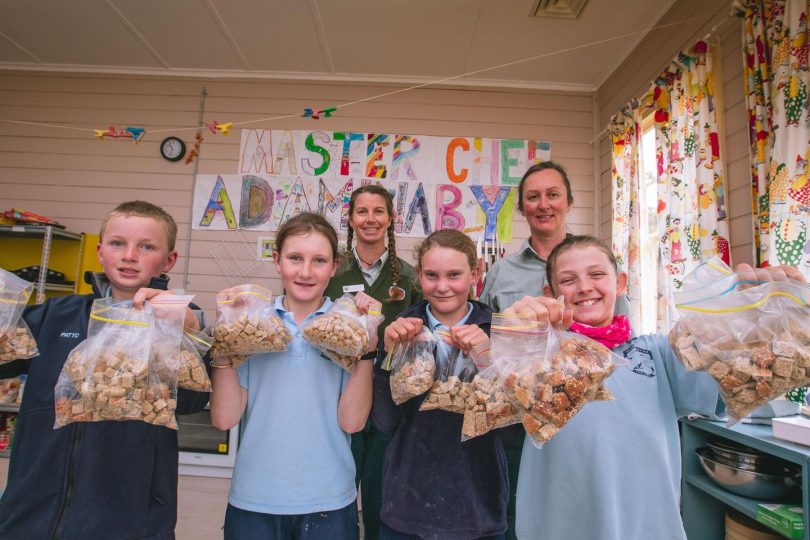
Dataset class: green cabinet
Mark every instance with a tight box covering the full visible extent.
[681,418,809,539]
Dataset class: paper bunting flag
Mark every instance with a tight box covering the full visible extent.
[93,126,145,143]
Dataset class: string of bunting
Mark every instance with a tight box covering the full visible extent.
[0,14,712,147]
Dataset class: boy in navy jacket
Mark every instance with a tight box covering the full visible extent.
[0,201,208,540]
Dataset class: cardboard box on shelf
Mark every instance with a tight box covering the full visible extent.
[772,416,810,446]
[756,504,804,539]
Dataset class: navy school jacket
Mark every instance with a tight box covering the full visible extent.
[0,274,209,540]
[372,300,520,540]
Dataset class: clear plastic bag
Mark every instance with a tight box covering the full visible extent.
[0,269,37,363]
[212,284,291,363]
[54,298,156,428]
[461,363,521,441]
[384,328,438,405]
[671,272,810,424]
[178,328,212,392]
[490,314,619,447]
[144,293,194,429]
[302,294,384,371]
[419,332,477,414]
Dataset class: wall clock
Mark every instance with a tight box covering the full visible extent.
[160,137,186,162]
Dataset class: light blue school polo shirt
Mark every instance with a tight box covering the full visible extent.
[228,296,355,515]
[515,333,723,540]
[426,302,473,377]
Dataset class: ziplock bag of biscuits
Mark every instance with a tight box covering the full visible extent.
[0,268,38,363]
[383,327,439,405]
[212,284,291,365]
[302,293,384,372]
[54,298,155,428]
[670,257,810,424]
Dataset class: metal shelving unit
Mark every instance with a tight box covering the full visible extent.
[0,225,84,303]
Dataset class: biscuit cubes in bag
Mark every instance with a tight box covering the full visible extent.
[0,321,38,363]
[504,335,616,445]
[420,338,477,414]
[212,284,291,363]
[0,269,38,363]
[54,295,196,430]
[302,294,384,372]
[671,273,810,423]
[385,329,439,405]
[178,329,212,392]
[461,367,520,440]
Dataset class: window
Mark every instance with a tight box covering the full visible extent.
[637,115,659,334]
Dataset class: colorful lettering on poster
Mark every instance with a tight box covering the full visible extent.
[240,130,273,174]
[496,188,516,243]
[470,185,513,240]
[394,181,409,233]
[436,184,464,230]
[471,137,484,184]
[366,134,389,178]
[402,183,431,235]
[528,140,551,165]
[500,139,524,185]
[392,135,420,181]
[200,175,237,228]
[446,137,469,184]
[277,178,311,226]
[318,178,354,231]
[302,131,331,176]
[334,132,364,176]
[240,175,274,228]
[272,130,298,175]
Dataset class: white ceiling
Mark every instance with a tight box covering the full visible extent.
[0,0,678,92]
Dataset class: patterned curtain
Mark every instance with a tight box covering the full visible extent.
[736,0,810,277]
[611,40,730,332]
[609,105,643,329]
[653,40,731,329]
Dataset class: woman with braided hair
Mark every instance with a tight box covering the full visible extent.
[325,184,420,540]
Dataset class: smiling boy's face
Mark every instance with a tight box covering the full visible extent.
[546,245,626,328]
[97,214,177,300]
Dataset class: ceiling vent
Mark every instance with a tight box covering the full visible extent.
[530,0,589,19]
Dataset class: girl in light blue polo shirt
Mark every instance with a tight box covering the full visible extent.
[210,212,380,540]
[505,235,803,540]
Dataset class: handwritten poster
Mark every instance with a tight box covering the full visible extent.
[192,129,551,240]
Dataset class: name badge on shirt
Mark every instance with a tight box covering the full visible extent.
[343,284,365,293]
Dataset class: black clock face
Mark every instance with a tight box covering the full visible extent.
[161,137,186,162]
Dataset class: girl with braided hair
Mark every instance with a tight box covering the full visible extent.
[325,184,420,540]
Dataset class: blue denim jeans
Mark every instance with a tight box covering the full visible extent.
[224,502,358,540]
[379,523,505,540]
